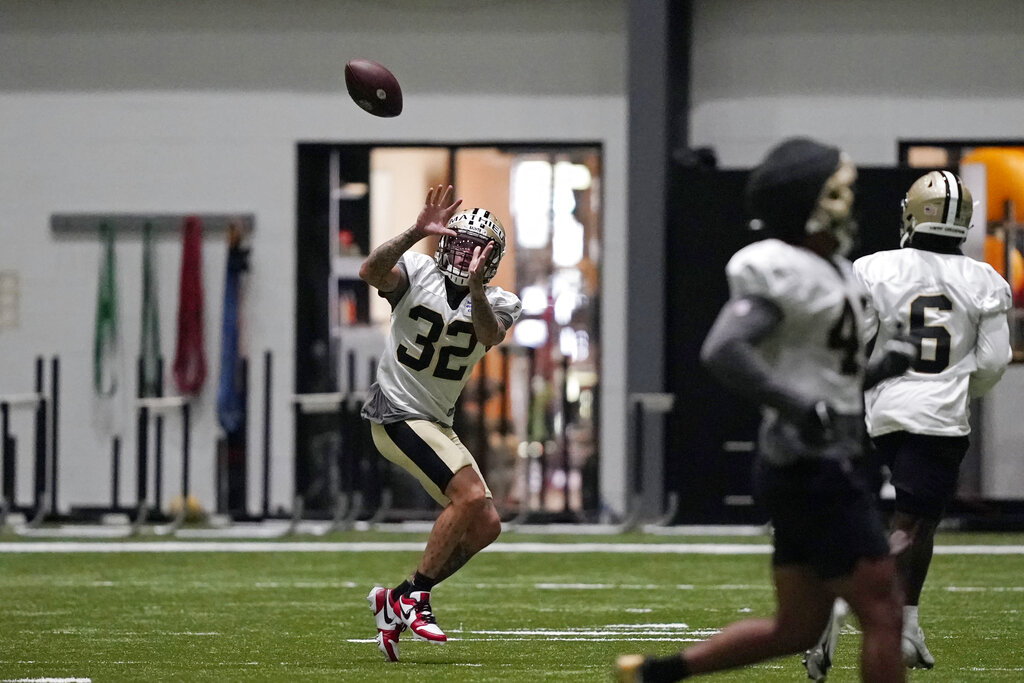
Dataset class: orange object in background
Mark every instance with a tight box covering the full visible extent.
[961,147,1024,223]
[963,147,1024,305]
[984,234,1024,303]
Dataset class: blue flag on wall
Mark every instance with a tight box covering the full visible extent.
[216,222,249,435]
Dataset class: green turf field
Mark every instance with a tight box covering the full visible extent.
[1,531,1022,681]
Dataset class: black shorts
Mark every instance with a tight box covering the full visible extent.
[754,457,890,580]
[872,431,969,520]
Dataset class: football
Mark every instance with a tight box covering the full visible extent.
[344,59,403,118]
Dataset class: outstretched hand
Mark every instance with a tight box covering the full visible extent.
[415,184,462,238]
[466,242,495,289]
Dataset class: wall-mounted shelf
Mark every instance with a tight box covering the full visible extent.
[51,213,254,236]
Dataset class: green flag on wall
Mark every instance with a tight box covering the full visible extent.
[93,221,119,396]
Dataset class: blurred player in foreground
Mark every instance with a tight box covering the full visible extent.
[617,137,914,682]
[359,185,521,661]
[803,170,1012,679]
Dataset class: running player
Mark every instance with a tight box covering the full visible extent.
[804,170,1012,679]
[617,137,912,682]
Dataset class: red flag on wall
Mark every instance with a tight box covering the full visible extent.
[173,215,207,394]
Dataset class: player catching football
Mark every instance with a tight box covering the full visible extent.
[617,138,914,682]
[359,184,521,662]
[802,170,1012,680]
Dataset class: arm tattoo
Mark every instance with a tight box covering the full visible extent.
[361,227,423,287]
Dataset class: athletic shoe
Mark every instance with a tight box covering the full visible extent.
[392,589,447,643]
[803,598,848,681]
[615,654,646,682]
[901,627,935,669]
[366,586,402,661]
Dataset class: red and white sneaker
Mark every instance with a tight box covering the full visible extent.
[366,586,402,661]
[392,590,447,643]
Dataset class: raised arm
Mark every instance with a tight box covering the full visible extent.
[358,184,462,293]
[466,241,506,347]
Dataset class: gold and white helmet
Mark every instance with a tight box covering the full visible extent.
[900,170,973,247]
[434,208,507,286]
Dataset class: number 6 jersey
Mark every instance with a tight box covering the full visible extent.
[853,248,1011,437]
[362,251,522,427]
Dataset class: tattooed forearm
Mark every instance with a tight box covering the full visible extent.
[359,226,424,289]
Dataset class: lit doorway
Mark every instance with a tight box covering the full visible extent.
[296,142,603,520]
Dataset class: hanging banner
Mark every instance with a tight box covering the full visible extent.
[173,215,207,395]
[139,222,162,397]
[216,221,249,434]
[93,221,120,397]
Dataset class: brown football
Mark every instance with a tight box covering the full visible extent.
[344,59,403,118]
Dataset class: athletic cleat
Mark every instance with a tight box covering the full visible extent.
[366,586,402,661]
[803,598,848,681]
[615,654,646,682]
[802,646,830,682]
[392,589,447,643]
[901,627,935,669]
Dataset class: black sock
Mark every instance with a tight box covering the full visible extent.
[411,571,437,593]
[391,580,411,599]
[642,654,690,682]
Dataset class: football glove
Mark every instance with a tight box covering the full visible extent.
[864,336,918,390]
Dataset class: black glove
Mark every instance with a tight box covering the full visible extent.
[864,336,918,390]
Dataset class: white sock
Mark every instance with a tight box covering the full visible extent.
[904,605,919,632]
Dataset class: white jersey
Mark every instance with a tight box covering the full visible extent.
[365,251,522,427]
[853,248,1011,437]
[727,239,868,419]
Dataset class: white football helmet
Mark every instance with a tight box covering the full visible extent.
[434,208,506,286]
[900,170,973,247]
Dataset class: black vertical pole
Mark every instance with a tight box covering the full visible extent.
[111,436,121,509]
[50,356,59,514]
[181,402,190,499]
[527,346,540,513]
[1,402,12,504]
[154,415,164,510]
[632,399,645,497]
[560,354,571,514]
[136,357,148,506]
[33,356,46,513]
[262,350,272,518]
[137,405,149,505]
[345,349,357,499]
[154,358,165,511]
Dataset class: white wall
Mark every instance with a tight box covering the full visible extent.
[3,0,1023,517]
[0,0,629,516]
[691,0,1024,165]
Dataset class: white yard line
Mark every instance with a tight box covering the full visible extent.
[1,540,1023,554]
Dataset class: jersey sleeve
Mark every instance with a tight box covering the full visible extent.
[487,287,523,328]
[725,243,802,308]
[970,311,1012,398]
[400,251,435,285]
[851,257,879,345]
[973,265,1013,317]
[377,257,411,308]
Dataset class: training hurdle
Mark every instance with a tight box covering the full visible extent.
[0,356,57,529]
[133,395,191,533]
